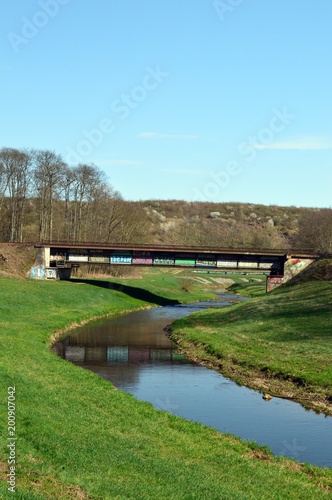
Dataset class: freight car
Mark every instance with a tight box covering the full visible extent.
[171,252,195,267]
[196,254,217,268]
[132,251,153,265]
[110,251,132,264]
[216,259,238,268]
[153,255,175,266]
[68,254,89,262]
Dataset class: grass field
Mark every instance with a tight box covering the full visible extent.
[0,267,331,499]
[171,260,332,415]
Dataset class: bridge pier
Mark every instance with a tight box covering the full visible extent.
[29,247,71,280]
[266,257,314,291]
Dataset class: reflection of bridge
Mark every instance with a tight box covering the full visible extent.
[35,242,319,290]
[53,343,188,365]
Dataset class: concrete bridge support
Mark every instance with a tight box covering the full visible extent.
[267,257,314,291]
[29,247,71,279]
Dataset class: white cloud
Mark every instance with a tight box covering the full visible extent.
[138,132,200,140]
[252,138,332,151]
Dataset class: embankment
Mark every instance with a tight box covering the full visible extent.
[171,259,332,415]
[0,268,331,498]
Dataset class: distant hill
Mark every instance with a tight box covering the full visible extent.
[134,200,316,248]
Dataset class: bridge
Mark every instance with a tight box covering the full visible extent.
[33,242,319,291]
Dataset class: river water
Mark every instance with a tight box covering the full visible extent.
[53,295,332,469]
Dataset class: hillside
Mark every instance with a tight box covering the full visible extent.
[135,200,315,248]
[0,243,37,278]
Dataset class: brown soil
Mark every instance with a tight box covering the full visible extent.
[0,243,38,278]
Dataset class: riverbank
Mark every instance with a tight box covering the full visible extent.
[1,269,331,498]
[171,259,332,416]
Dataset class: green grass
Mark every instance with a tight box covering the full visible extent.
[227,278,267,297]
[0,269,331,499]
[189,269,268,297]
[171,260,332,414]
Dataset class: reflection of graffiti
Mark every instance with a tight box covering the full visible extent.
[62,346,187,364]
[29,265,46,279]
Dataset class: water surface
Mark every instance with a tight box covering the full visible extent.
[53,295,332,468]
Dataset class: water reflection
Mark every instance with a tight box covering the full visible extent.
[53,295,332,469]
[54,344,188,365]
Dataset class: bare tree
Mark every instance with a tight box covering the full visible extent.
[0,147,32,241]
[296,208,332,254]
[0,154,9,222]
[61,165,75,241]
[69,164,106,241]
[111,201,150,243]
[32,150,66,242]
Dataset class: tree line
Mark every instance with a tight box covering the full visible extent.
[1,146,331,254]
[0,147,147,244]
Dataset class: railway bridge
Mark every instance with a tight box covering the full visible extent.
[33,242,319,291]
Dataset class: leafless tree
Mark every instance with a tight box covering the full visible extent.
[32,149,66,242]
[0,147,32,241]
[69,164,106,241]
[296,208,332,254]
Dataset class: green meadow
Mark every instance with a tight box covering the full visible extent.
[171,260,332,414]
[0,267,331,499]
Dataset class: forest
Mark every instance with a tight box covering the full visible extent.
[1,147,331,253]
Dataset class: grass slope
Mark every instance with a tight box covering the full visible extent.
[171,260,332,415]
[0,269,331,499]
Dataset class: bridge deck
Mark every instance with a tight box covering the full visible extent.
[36,242,319,259]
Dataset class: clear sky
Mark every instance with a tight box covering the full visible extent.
[1,0,332,207]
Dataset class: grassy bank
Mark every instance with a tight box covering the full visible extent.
[171,260,332,415]
[0,269,331,499]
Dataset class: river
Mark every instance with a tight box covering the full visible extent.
[53,294,332,469]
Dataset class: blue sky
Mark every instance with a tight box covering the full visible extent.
[1,0,331,207]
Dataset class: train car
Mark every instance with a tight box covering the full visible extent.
[110,255,132,264]
[258,256,281,270]
[217,259,238,268]
[50,253,65,265]
[238,261,258,268]
[89,256,110,264]
[68,254,89,262]
[258,261,274,269]
[175,259,196,267]
[153,255,175,266]
[132,251,153,265]
[132,258,154,264]
[110,250,132,264]
[174,253,196,266]
[196,253,217,268]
